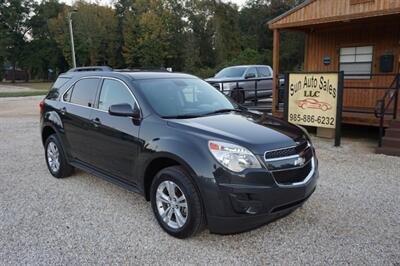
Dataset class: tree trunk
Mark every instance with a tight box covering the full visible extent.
[11,60,16,83]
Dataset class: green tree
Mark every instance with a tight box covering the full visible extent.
[22,0,67,80]
[184,0,216,70]
[49,1,118,67]
[114,0,132,68]
[0,0,35,82]
[122,0,186,69]
[213,1,241,65]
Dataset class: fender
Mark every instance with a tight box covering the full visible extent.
[140,151,198,183]
[41,110,72,162]
[137,133,217,203]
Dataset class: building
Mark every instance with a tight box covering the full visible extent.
[268,0,400,155]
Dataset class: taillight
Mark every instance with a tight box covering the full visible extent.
[39,100,44,113]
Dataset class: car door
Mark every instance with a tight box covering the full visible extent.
[88,78,141,181]
[242,67,258,99]
[256,67,273,98]
[60,77,100,164]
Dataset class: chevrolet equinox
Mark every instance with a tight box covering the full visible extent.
[40,69,318,238]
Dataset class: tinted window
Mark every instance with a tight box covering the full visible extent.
[136,78,235,117]
[215,67,247,78]
[69,78,100,107]
[257,67,271,77]
[47,77,71,100]
[53,77,70,89]
[98,79,136,111]
[63,87,72,102]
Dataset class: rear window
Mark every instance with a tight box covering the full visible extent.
[53,77,70,89]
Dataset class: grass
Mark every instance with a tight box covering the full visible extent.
[0,82,53,90]
[0,81,52,97]
[0,91,48,98]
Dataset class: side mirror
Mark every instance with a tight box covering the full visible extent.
[109,103,140,119]
[245,73,256,79]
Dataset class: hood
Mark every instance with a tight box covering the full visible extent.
[167,111,305,155]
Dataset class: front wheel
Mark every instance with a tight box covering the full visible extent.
[150,166,205,238]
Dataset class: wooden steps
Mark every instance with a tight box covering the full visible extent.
[376,119,400,156]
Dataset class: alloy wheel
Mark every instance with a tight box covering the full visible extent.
[156,180,188,229]
[47,142,60,173]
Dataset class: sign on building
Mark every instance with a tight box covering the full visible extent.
[284,72,344,146]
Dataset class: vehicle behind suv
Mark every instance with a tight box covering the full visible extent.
[206,65,274,104]
[40,68,318,238]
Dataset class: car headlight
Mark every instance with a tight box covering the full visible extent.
[208,141,262,172]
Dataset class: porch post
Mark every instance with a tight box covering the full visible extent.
[272,29,280,115]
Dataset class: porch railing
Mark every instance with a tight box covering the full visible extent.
[374,74,400,147]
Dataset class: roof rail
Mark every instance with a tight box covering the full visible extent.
[67,66,113,72]
[114,67,171,73]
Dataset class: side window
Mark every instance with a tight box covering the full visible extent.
[69,78,100,107]
[63,87,72,102]
[246,67,257,78]
[47,77,70,100]
[257,67,271,77]
[98,79,136,112]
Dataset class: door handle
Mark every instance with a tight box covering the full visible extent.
[91,117,102,128]
[60,107,66,115]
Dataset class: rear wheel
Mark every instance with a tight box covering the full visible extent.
[44,134,74,178]
[150,166,205,238]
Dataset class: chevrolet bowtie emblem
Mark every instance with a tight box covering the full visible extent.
[294,156,306,166]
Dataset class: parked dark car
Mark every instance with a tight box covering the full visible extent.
[206,65,274,103]
[40,68,318,238]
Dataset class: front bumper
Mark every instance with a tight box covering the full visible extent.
[201,162,318,234]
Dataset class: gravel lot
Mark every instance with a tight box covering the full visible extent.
[1,96,399,265]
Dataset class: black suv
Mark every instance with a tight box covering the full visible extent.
[40,68,318,238]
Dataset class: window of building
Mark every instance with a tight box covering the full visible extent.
[339,46,373,79]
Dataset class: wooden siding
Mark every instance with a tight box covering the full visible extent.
[304,18,400,112]
[269,0,400,29]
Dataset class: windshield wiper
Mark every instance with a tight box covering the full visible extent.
[161,114,202,119]
[203,108,242,116]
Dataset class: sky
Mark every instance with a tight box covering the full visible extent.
[56,0,248,7]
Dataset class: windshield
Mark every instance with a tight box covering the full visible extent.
[215,67,247,78]
[136,78,236,118]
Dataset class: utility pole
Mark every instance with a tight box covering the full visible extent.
[68,7,78,68]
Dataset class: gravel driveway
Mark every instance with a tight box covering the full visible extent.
[0,96,399,265]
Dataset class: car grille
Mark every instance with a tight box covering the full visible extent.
[264,139,308,159]
[264,139,314,186]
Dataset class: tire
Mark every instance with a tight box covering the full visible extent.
[150,166,205,238]
[231,89,245,104]
[44,134,74,178]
